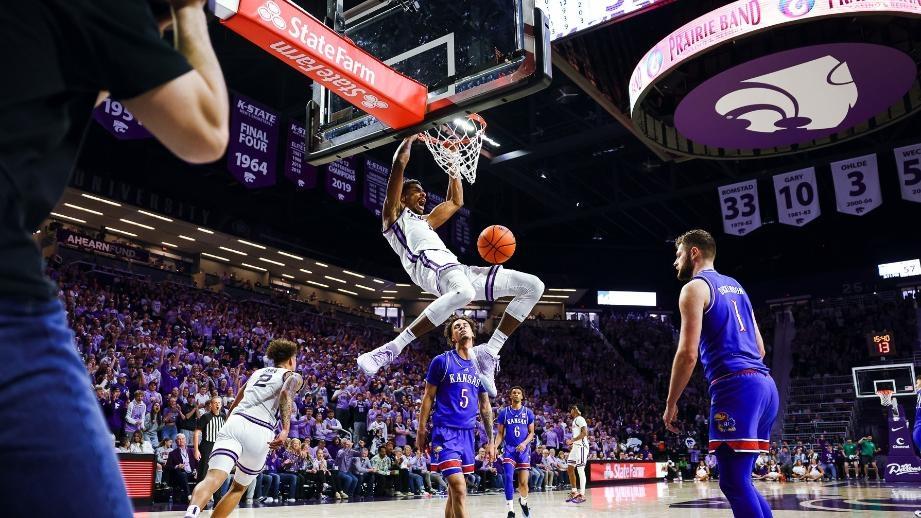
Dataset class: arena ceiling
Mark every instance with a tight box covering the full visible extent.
[73,1,921,299]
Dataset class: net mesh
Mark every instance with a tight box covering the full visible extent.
[418,113,487,184]
[877,389,894,407]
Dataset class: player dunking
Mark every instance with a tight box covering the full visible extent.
[417,315,496,518]
[496,386,535,518]
[358,135,545,396]
[184,340,303,518]
[663,230,778,518]
[565,405,588,504]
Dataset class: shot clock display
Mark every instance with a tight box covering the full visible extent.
[867,331,895,358]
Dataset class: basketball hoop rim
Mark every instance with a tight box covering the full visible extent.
[417,113,488,146]
[876,389,895,406]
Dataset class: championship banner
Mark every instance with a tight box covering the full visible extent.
[772,167,820,227]
[718,179,762,236]
[212,0,427,130]
[452,207,472,255]
[326,157,357,202]
[283,121,317,190]
[893,143,921,203]
[92,98,152,140]
[830,153,882,216]
[228,93,280,189]
[363,157,390,216]
[57,229,149,263]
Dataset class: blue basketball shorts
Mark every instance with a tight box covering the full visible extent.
[708,370,779,454]
[430,426,475,478]
[503,445,531,470]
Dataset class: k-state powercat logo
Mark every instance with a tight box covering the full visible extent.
[674,43,917,149]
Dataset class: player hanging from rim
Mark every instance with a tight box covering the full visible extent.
[564,405,588,504]
[495,386,535,518]
[357,134,545,397]
[663,229,778,518]
[417,315,496,518]
[184,340,303,518]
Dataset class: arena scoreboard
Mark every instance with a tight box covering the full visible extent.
[867,331,896,358]
[536,0,675,40]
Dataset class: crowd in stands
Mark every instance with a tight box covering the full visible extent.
[745,436,881,483]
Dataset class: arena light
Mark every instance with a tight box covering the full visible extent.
[219,246,247,256]
[543,295,571,299]
[282,273,295,279]
[64,203,103,216]
[355,284,375,292]
[201,252,229,262]
[49,212,87,224]
[161,242,178,248]
[197,227,214,234]
[81,193,121,207]
[548,288,578,292]
[324,275,346,284]
[307,280,329,288]
[396,283,411,287]
[106,226,138,237]
[278,251,304,260]
[238,239,266,249]
[383,290,398,293]
[482,134,501,148]
[315,261,329,267]
[137,210,173,222]
[119,218,155,230]
[338,288,359,296]
[598,290,657,307]
[372,279,386,284]
[259,257,285,266]
[241,262,267,272]
[343,270,365,278]
[178,235,196,241]
[299,268,313,274]
[381,296,396,300]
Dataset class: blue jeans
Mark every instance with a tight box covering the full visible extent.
[258,473,280,498]
[0,298,133,517]
[407,471,423,493]
[278,473,298,499]
[336,471,358,496]
[530,467,544,489]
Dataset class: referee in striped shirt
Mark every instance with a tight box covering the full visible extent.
[194,397,227,490]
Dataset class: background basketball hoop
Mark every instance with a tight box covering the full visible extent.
[418,113,487,184]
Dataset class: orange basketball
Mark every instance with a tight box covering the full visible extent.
[477,225,516,264]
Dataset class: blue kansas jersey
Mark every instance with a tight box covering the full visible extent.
[498,405,534,448]
[425,350,486,429]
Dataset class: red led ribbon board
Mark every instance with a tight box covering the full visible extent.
[220,0,428,130]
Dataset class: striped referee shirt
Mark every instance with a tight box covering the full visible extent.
[196,411,226,444]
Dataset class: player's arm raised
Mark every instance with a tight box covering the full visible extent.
[663,279,708,433]
[479,392,496,462]
[269,372,303,450]
[427,173,464,230]
[382,135,419,229]
[416,382,437,452]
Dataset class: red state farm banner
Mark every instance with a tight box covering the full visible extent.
[588,461,667,486]
[219,0,428,130]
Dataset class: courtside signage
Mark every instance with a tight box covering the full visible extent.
[629,0,921,113]
[215,0,427,129]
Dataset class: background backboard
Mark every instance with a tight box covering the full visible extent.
[307,0,551,164]
[853,363,916,399]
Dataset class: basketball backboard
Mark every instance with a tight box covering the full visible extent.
[306,0,552,164]
[853,363,916,399]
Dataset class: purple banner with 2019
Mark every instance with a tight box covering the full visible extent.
[326,157,357,202]
[284,121,317,190]
[227,93,279,189]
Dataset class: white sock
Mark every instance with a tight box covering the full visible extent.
[484,329,508,357]
[185,505,200,517]
[577,466,587,495]
[519,496,528,506]
[390,328,416,353]
[506,500,514,511]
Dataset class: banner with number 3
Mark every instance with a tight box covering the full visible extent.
[894,143,921,203]
[830,153,882,216]
[717,179,762,236]
[772,167,820,227]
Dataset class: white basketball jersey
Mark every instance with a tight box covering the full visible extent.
[383,208,457,283]
[571,415,588,448]
[233,367,290,426]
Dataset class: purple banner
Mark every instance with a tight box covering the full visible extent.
[363,157,390,216]
[92,98,152,140]
[283,121,317,190]
[885,407,921,481]
[57,228,149,263]
[227,93,279,189]
[326,157,357,202]
[451,207,472,255]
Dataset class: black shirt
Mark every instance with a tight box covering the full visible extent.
[0,0,191,300]
[195,411,226,445]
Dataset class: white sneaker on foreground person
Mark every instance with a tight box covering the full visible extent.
[472,344,499,398]
[357,342,400,376]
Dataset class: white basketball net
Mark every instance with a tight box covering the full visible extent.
[877,390,894,406]
[418,113,487,184]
